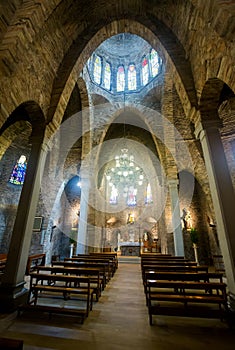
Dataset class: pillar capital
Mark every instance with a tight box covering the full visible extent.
[194,119,223,140]
[167,179,179,187]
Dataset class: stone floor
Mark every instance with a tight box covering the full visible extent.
[0,260,235,350]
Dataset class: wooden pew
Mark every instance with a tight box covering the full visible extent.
[52,261,108,288]
[70,256,115,277]
[74,254,117,275]
[20,272,94,323]
[0,254,7,274]
[25,253,46,275]
[140,253,172,257]
[142,265,208,273]
[141,261,196,270]
[143,271,225,305]
[141,254,183,260]
[146,279,228,325]
[142,264,209,280]
[89,252,119,270]
[144,271,224,283]
[36,265,102,301]
[0,337,23,349]
[141,258,192,265]
[65,257,113,281]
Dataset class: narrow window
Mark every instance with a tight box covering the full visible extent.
[127,186,137,206]
[128,64,137,91]
[93,55,102,84]
[145,183,153,204]
[9,155,27,185]
[110,186,118,204]
[142,57,149,85]
[117,66,125,92]
[150,49,159,77]
[104,62,111,90]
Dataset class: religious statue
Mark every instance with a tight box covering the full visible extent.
[181,208,192,230]
[143,230,153,250]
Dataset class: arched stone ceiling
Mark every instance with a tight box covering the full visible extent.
[46,9,198,121]
[0,102,45,136]
[0,0,234,125]
[0,1,196,118]
[96,33,150,60]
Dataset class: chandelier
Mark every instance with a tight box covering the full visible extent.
[105,148,146,198]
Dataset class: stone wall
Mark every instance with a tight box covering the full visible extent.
[0,0,234,264]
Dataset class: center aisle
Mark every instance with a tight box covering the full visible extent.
[1,262,235,350]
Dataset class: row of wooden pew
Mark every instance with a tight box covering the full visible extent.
[0,253,7,273]
[140,253,229,325]
[19,252,118,323]
[0,253,46,276]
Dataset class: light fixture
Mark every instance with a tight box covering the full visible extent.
[105,148,146,197]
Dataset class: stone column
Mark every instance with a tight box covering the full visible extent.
[76,176,89,254]
[117,232,121,252]
[168,179,185,256]
[195,120,235,309]
[0,133,48,311]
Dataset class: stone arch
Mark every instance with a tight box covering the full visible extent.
[76,77,90,111]
[199,78,231,121]
[47,18,197,127]
[0,101,45,159]
[199,78,235,125]
[2,1,234,128]
[0,101,45,136]
[88,104,164,173]
[88,102,194,184]
[0,121,31,161]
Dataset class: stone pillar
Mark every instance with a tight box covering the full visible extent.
[76,177,89,254]
[0,133,48,311]
[195,120,235,309]
[117,232,121,252]
[168,179,185,256]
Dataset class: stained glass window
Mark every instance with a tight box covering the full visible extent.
[110,186,118,204]
[142,57,149,85]
[93,55,102,84]
[128,64,137,91]
[127,186,137,206]
[117,66,125,92]
[104,62,111,90]
[145,183,153,204]
[150,49,159,77]
[9,155,27,185]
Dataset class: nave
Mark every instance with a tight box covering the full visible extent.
[0,260,235,350]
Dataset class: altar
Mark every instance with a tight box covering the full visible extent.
[120,242,141,256]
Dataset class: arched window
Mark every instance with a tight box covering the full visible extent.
[150,49,159,77]
[142,57,149,85]
[93,55,102,84]
[128,64,137,90]
[145,183,153,204]
[9,155,27,185]
[127,186,137,206]
[104,62,111,90]
[110,185,118,204]
[117,65,125,92]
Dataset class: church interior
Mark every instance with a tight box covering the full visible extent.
[0,0,235,349]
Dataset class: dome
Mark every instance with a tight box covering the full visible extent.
[99,33,150,59]
[86,33,162,94]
